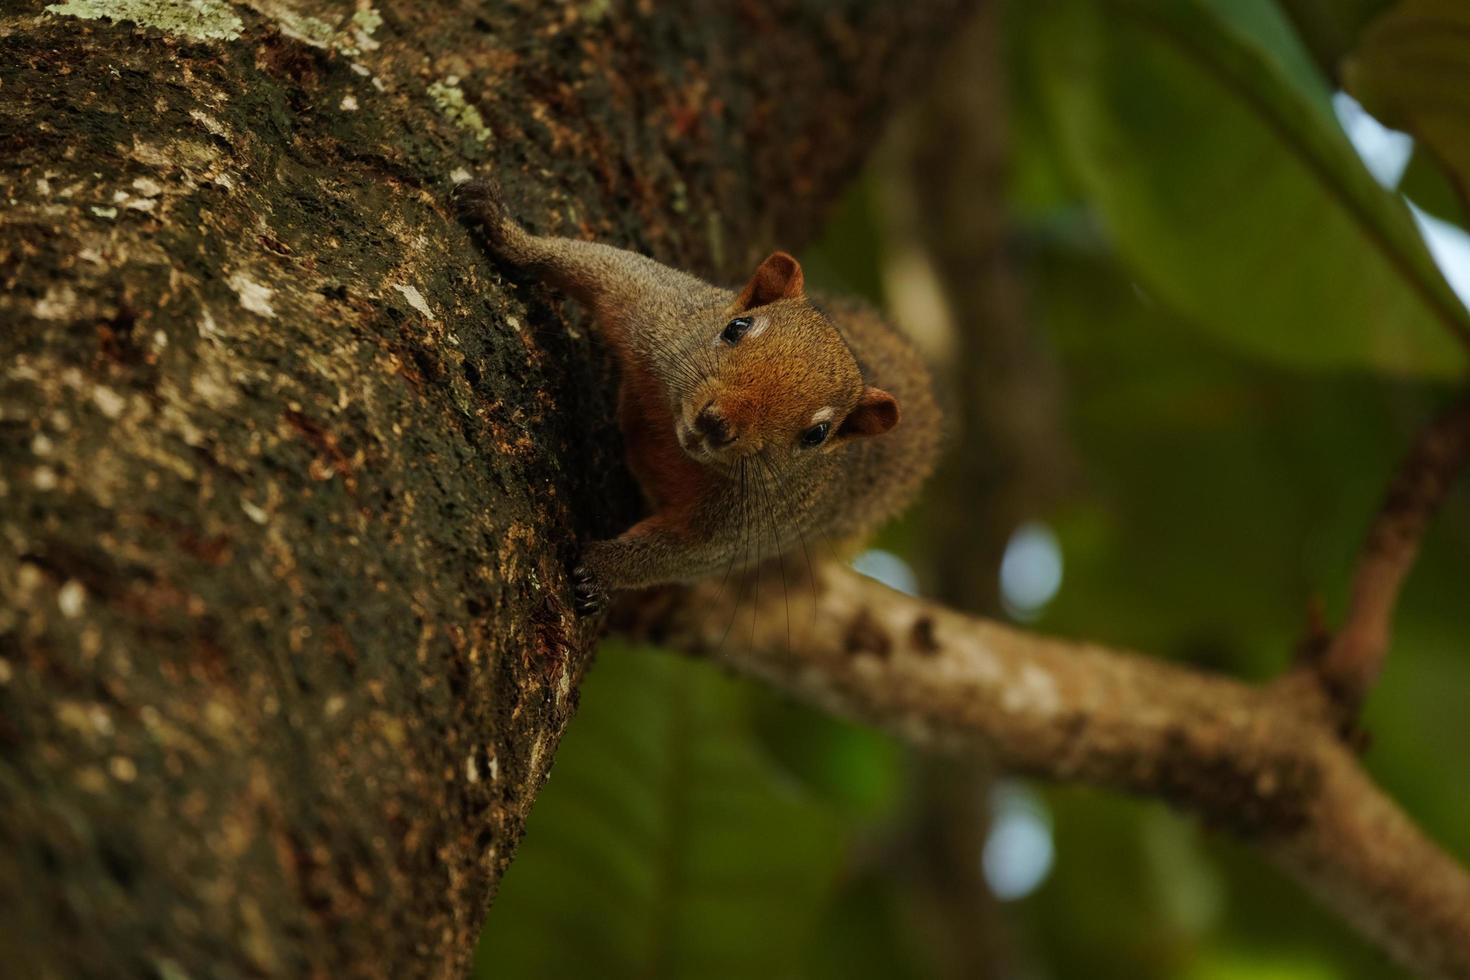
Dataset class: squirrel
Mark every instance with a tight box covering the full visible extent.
[453,178,940,614]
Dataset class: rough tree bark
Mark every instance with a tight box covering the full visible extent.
[0,1,970,976]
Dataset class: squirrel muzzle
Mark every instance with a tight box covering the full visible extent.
[677,395,763,465]
[694,402,734,448]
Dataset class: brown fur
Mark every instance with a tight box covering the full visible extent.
[454,179,941,612]
[618,359,710,523]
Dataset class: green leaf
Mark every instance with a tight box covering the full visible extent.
[1029,0,1470,377]
[1028,241,1414,672]
[1346,0,1470,211]
[1199,0,1336,112]
[475,643,846,980]
[1400,145,1469,228]
[1276,0,1393,79]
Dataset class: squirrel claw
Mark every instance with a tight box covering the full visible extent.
[452,178,505,230]
[571,564,607,617]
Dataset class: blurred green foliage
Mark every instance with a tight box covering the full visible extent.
[475,643,851,979]
[1345,0,1470,206]
[1277,0,1392,76]
[1027,0,1467,376]
[477,0,1470,976]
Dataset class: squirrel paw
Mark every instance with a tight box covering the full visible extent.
[570,564,608,617]
[452,177,512,241]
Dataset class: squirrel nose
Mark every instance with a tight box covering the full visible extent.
[695,403,734,447]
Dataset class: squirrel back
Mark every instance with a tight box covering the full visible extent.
[809,293,941,550]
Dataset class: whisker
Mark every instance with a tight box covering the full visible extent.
[644,330,705,384]
[752,455,790,655]
[713,458,744,611]
[645,336,706,395]
[747,456,764,656]
[760,454,821,630]
[717,456,753,654]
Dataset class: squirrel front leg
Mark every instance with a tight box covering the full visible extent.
[454,178,729,615]
[572,512,747,614]
[452,178,714,345]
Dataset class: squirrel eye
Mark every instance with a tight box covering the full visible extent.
[800,421,830,448]
[721,317,753,344]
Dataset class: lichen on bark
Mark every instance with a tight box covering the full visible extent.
[44,0,245,41]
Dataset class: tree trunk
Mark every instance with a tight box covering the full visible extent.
[0,1,968,975]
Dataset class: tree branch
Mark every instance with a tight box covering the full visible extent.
[616,562,1470,979]
[1315,399,1470,713]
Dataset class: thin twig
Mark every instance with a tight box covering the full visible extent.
[1315,399,1470,713]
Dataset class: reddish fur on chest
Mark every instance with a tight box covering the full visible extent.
[617,360,715,530]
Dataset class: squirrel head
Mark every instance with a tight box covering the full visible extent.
[674,252,900,473]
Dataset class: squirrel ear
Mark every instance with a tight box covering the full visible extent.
[838,387,900,439]
[735,251,805,310]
